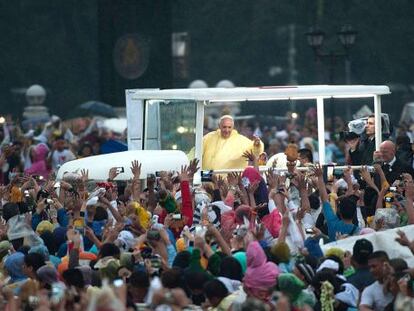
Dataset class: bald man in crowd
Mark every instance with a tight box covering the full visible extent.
[202,115,264,170]
[374,140,414,184]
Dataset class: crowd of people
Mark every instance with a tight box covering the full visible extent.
[0,111,413,311]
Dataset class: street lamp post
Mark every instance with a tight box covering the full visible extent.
[306,25,357,84]
[306,25,357,124]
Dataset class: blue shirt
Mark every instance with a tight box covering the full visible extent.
[32,208,69,230]
[322,201,359,242]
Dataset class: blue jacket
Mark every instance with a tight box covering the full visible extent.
[322,201,359,242]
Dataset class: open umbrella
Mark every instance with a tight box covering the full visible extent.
[72,101,118,118]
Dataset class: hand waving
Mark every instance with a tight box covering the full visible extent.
[187,158,200,178]
[311,163,323,178]
[80,169,89,183]
[247,181,260,194]
[396,230,411,247]
[179,165,190,182]
[130,160,142,179]
[265,168,277,190]
[242,150,256,162]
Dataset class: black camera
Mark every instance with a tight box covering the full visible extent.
[201,170,213,182]
[339,131,360,141]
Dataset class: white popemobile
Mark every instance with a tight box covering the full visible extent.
[57,85,390,181]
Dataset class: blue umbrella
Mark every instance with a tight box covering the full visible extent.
[100,139,128,154]
[75,101,118,118]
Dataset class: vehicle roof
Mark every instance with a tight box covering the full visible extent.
[127,85,390,102]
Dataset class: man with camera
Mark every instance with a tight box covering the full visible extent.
[347,115,376,165]
[202,115,263,170]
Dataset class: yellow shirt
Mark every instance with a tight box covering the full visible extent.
[202,129,263,170]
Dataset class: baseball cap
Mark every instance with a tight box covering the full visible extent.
[352,239,373,264]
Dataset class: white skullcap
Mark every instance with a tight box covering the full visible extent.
[317,259,339,273]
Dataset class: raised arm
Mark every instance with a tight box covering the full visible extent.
[360,166,379,193]
[207,224,232,256]
[313,164,329,203]
[242,150,259,170]
[403,173,414,225]
[179,165,193,227]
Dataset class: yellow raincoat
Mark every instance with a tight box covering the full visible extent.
[202,129,263,170]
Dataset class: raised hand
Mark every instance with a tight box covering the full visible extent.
[247,181,260,195]
[295,170,307,191]
[179,165,190,182]
[404,177,414,200]
[276,184,289,199]
[80,169,89,183]
[277,174,287,189]
[212,174,225,190]
[311,163,323,178]
[187,158,200,178]
[52,197,63,210]
[234,172,243,188]
[108,167,120,181]
[360,165,371,181]
[360,165,379,193]
[373,163,385,177]
[252,223,266,241]
[265,168,277,190]
[227,172,238,187]
[242,150,256,162]
[84,226,96,241]
[396,230,411,247]
[130,160,142,179]
[44,180,57,194]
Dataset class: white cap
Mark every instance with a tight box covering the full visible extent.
[317,259,339,272]
[51,115,61,123]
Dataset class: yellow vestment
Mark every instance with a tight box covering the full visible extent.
[202,129,263,170]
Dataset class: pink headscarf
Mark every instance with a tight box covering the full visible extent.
[261,209,282,238]
[242,167,262,185]
[220,205,253,242]
[243,241,280,290]
[25,143,50,179]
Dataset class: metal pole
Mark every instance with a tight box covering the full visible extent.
[210,165,374,175]
[345,57,352,120]
[317,97,326,164]
[194,100,206,184]
[345,58,351,84]
[329,53,336,133]
[374,95,382,151]
[288,24,297,111]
